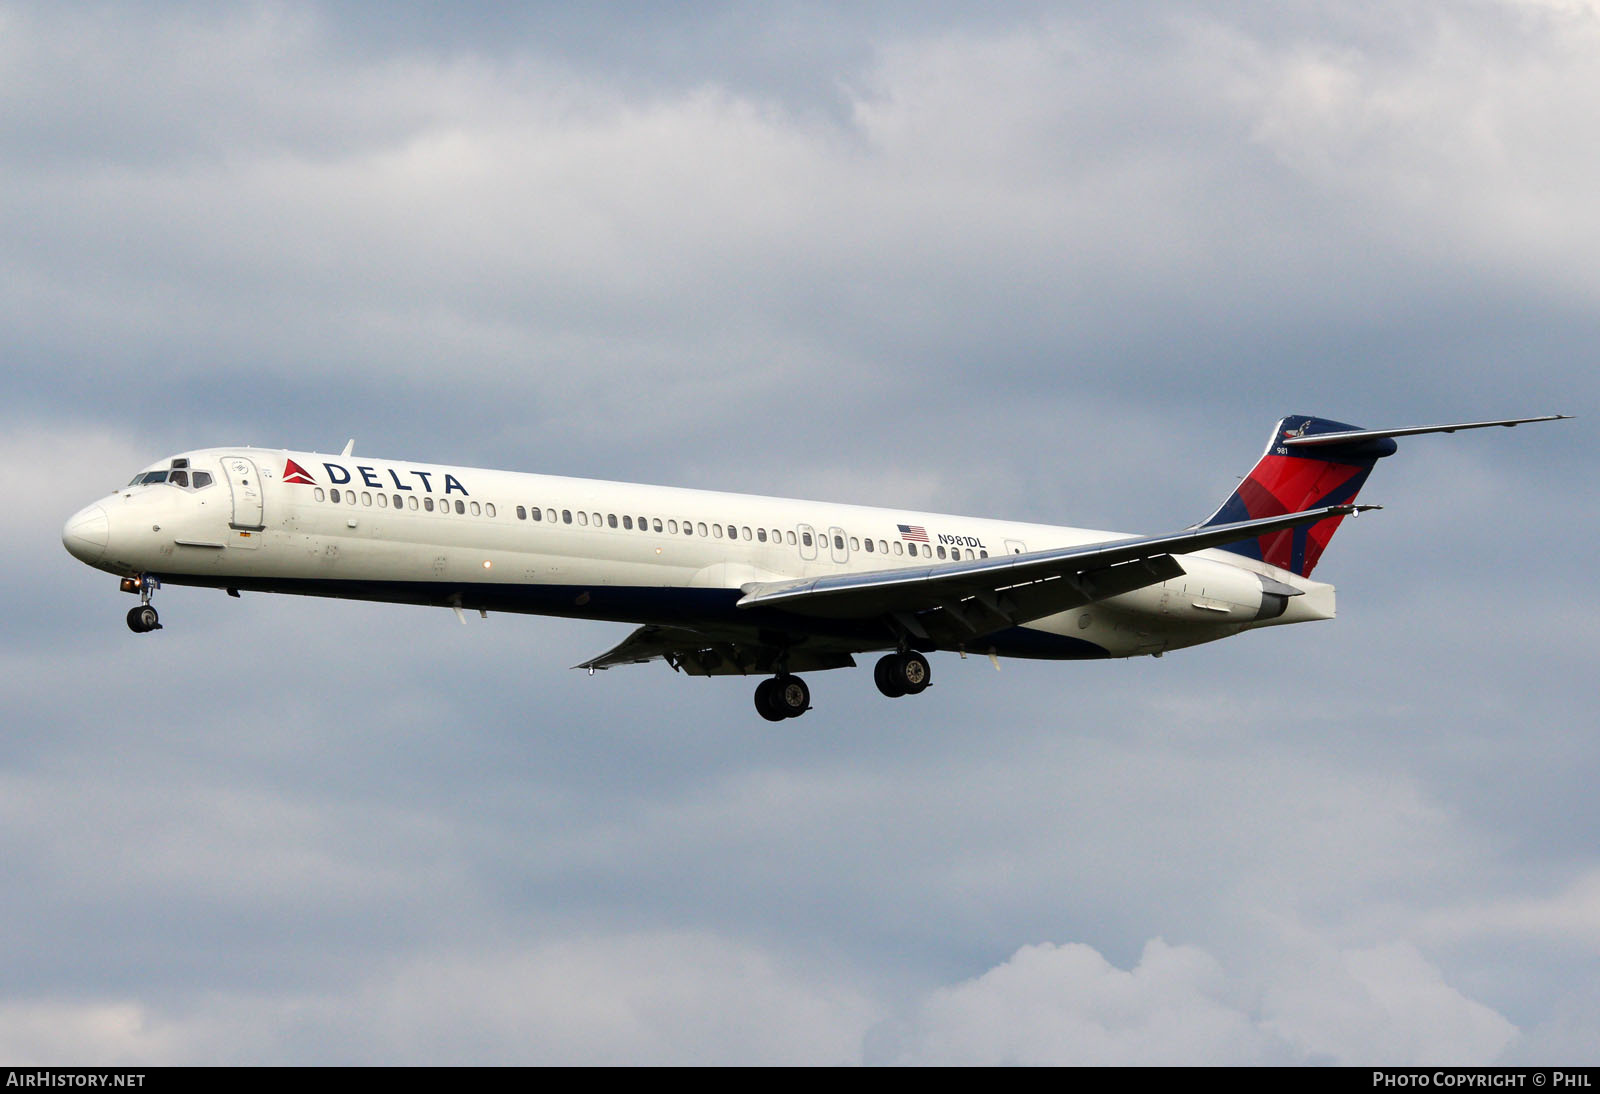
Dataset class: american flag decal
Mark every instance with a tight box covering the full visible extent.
[897,524,929,543]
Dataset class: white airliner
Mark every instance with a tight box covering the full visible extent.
[62,414,1566,720]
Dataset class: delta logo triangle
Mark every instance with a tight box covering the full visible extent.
[283,458,316,485]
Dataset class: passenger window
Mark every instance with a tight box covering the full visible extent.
[668,519,678,534]
[863,538,873,552]
[315,488,326,502]
[363,492,373,506]
[937,545,946,559]
[757,528,767,543]
[801,531,812,547]
[742,527,752,541]
[454,500,464,514]
[486,503,495,517]
[608,514,618,528]
[470,501,481,516]
[393,495,403,509]
[713,524,723,539]
[979,550,988,558]
[517,506,527,520]
[408,496,418,511]
[834,535,844,551]
[330,488,341,503]
[653,518,663,532]
[424,497,434,512]
[377,494,388,509]
[577,512,588,526]
[697,522,708,537]
[893,541,903,555]
[592,513,601,526]
[850,537,859,551]
[623,515,633,530]
[879,540,888,554]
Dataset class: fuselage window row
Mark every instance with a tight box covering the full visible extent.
[339,487,984,567]
[312,487,493,519]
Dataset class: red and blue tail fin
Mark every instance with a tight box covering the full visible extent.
[1199,415,1397,578]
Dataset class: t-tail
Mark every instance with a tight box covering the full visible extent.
[1199,413,1571,578]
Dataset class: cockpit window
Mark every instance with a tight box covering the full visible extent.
[129,465,214,490]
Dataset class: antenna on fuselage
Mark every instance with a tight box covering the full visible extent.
[340,439,355,457]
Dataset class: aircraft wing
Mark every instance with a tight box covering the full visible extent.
[735,504,1372,636]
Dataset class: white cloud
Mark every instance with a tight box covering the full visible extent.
[879,935,1516,1065]
[877,939,1275,1065]
[0,932,879,1066]
[0,1001,189,1066]
[1260,939,1518,1064]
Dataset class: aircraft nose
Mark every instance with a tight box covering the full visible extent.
[62,504,109,564]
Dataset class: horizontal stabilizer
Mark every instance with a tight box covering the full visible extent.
[1282,415,1571,448]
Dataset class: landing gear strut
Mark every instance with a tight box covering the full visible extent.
[755,675,810,721]
[874,651,931,698]
[123,574,162,633]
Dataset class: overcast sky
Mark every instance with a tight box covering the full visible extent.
[4,0,1597,1065]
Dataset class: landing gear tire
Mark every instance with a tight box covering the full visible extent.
[127,604,160,633]
[875,652,930,698]
[756,675,810,720]
[874,655,906,697]
[754,678,786,722]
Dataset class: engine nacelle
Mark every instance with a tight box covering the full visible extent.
[1103,556,1294,624]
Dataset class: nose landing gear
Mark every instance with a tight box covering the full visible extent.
[122,574,162,633]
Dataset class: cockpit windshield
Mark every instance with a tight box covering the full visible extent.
[126,467,213,490]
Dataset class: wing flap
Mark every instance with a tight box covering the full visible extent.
[576,624,856,676]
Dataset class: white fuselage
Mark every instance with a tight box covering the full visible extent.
[62,446,1336,662]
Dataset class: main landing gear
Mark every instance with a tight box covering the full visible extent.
[754,675,811,721]
[874,651,931,698]
[122,574,162,633]
[752,652,933,720]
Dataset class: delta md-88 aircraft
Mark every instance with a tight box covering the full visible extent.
[62,414,1566,720]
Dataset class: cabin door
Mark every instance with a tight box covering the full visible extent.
[223,456,266,534]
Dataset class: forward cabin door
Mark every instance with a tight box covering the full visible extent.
[222,455,265,546]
